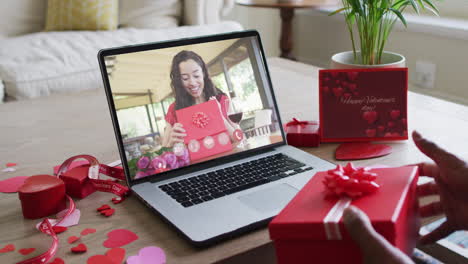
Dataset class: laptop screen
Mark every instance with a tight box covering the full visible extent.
[102,34,284,181]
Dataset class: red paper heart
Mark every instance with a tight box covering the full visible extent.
[103,229,138,248]
[71,243,87,253]
[6,163,17,167]
[52,226,68,234]
[97,204,111,212]
[67,236,80,244]
[362,111,378,124]
[106,248,126,264]
[0,176,29,193]
[18,175,63,194]
[81,228,96,236]
[0,244,15,253]
[19,248,35,255]
[87,248,126,264]
[335,142,393,160]
[49,258,65,264]
[101,208,115,217]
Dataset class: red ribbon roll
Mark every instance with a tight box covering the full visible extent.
[323,163,380,199]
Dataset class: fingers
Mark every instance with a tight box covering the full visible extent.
[419,201,443,217]
[414,162,439,179]
[171,132,187,138]
[417,181,439,197]
[412,131,464,168]
[420,221,453,245]
[172,123,186,133]
[343,206,391,254]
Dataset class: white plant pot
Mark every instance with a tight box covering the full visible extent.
[331,51,405,69]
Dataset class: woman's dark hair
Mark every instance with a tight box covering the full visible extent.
[170,50,224,110]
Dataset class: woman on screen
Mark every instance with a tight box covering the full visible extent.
[161,50,240,148]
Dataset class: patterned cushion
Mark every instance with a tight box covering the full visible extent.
[45,0,118,31]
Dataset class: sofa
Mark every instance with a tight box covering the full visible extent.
[0,0,243,102]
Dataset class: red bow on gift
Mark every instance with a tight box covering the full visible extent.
[286,118,309,127]
[192,112,210,128]
[323,163,380,199]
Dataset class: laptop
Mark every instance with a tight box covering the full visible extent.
[98,30,334,246]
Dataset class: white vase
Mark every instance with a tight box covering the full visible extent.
[331,51,405,69]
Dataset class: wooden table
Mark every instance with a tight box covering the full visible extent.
[236,0,338,59]
[1,58,468,263]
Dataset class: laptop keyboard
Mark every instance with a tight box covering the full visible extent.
[158,153,313,208]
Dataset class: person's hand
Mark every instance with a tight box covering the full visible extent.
[209,96,223,114]
[413,131,468,244]
[343,206,414,264]
[166,123,186,147]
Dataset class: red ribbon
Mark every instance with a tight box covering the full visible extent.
[286,118,309,127]
[192,112,210,128]
[323,163,380,199]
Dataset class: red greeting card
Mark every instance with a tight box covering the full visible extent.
[176,100,232,161]
[319,68,408,142]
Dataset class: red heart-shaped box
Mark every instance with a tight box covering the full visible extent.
[59,165,96,199]
[18,175,66,219]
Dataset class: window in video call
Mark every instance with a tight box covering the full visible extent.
[104,36,283,180]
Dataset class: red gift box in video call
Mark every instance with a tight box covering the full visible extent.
[269,165,420,264]
[176,100,233,161]
[319,68,408,142]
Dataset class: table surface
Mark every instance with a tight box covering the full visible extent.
[1,58,468,263]
[236,0,338,8]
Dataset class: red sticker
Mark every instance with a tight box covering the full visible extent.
[0,244,15,253]
[71,243,87,253]
[81,228,96,236]
[52,226,68,234]
[49,258,65,264]
[19,248,36,255]
[0,176,29,193]
[100,208,115,217]
[103,229,138,248]
[67,236,80,244]
[233,129,244,141]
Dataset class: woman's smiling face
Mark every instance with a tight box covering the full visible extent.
[179,59,204,99]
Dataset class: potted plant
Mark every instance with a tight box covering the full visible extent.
[330,0,439,68]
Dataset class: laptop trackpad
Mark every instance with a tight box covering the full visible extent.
[237,183,299,213]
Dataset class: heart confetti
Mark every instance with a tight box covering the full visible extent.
[335,142,392,160]
[71,243,87,253]
[49,258,65,264]
[0,176,28,193]
[0,244,15,253]
[2,167,16,172]
[87,248,125,264]
[127,246,166,264]
[103,229,138,248]
[81,228,96,236]
[67,236,80,244]
[111,197,124,204]
[52,226,68,234]
[100,208,115,217]
[97,204,111,212]
[19,248,36,255]
[6,163,17,167]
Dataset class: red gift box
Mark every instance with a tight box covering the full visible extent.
[176,100,233,161]
[269,166,419,264]
[285,118,320,147]
[18,175,67,219]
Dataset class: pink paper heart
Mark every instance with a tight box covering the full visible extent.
[103,229,138,248]
[0,176,28,193]
[127,246,166,264]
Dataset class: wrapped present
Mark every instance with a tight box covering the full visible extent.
[269,163,419,264]
[176,100,233,161]
[18,175,67,219]
[285,118,320,147]
[57,155,127,199]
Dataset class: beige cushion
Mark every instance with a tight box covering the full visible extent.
[119,0,181,29]
[0,0,47,37]
[45,0,119,31]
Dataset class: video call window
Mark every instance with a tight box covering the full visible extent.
[105,37,283,180]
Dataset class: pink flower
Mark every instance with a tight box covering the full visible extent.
[162,152,178,169]
[137,156,150,170]
[151,157,167,170]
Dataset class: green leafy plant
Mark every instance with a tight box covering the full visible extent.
[330,0,439,65]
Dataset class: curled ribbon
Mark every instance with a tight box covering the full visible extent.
[323,163,380,199]
[286,118,309,127]
[192,112,210,128]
